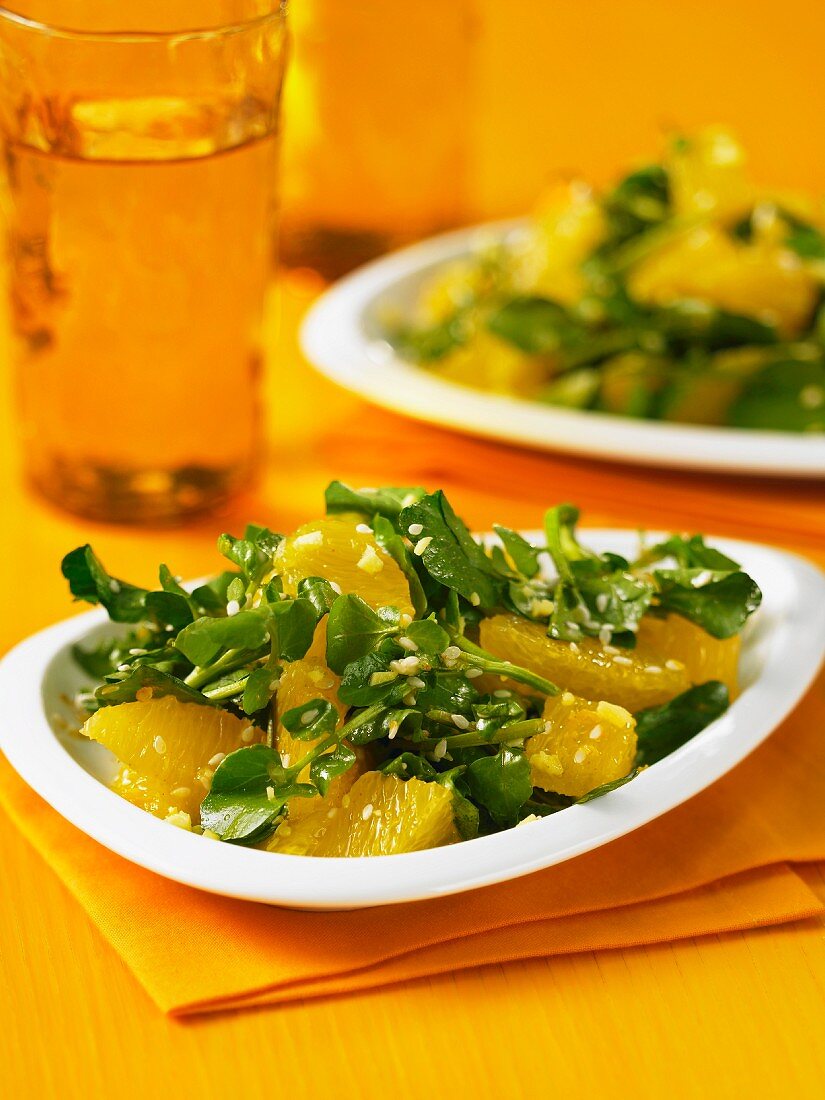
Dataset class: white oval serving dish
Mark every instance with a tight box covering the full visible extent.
[0,530,823,910]
[301,220,825,478]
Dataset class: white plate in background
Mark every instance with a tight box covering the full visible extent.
[301,221,825,478]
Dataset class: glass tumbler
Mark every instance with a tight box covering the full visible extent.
[0,2,287,522]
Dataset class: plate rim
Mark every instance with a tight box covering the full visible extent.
[1,530,823,910]
[300,218,825,478]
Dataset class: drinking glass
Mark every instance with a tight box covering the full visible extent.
[0,2,287,522]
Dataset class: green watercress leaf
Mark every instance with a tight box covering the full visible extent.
[175,609,270,667]
[310,744,357,796]
[635,681,730,766]
[399,491,506,610]
[280,698,339,742]
[465,747,533,827]
[653,570,761,639]
[492,525,541,578]
[95,665,214,708]
[61,546,149,623]
[326,594,401,674]
[324,481,425,521]
[199,745,289,843]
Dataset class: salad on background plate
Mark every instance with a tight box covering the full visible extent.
[61,482,761,857]
[386,129,825,434]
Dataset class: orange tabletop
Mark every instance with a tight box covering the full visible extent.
[1,274,824,1097]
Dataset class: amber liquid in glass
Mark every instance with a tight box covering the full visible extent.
[6,98,279,521]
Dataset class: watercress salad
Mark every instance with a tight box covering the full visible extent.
[63,482,760,851]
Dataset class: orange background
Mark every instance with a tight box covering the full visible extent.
[283,0,825,243]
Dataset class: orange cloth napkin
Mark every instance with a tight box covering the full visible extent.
[1,669,824,1014]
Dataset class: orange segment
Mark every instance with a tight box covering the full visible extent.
[275,517,414,618]
[479,613,690,712]
[527,693,637,798]
[636,614,740,699]
[267,771,460,856]
[82,695,260,823]
[275,619,367,819]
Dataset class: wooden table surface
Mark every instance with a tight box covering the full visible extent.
[2,276,824,1098]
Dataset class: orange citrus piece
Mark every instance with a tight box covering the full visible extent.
[275,517,414,619]
[636,614,739,699]
[479,612,691,712]
[83,695,260,824]
[267,771,460,856]
[527,693,636,798]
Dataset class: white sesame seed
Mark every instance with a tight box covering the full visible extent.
[387,723,399,740]
[413,536,433,556]
[226,598,241,617]
[128,648,146,656]
[329,581,342,594]
[355,523,373,534]
[269,677,281,691]
[109,579,121,593]
[407,522,424,537]
[266,785,275,801]
[361,803,374,820]
[198,770,214,791]
[301,707,319,725]
[665,658,685,671]
[441,645,461,662]
[603,644,619,655]
[561,691,576,706]
[241,725,256,743]
[153,735,166,755]
[691,570,714,588]
[433,739,448,761]
[397,636,418,652]
[293,531,323,547]
[589,725,603,740]
[569,642,580,654]
[401,493,418,507]
[327,807,338,819]
[281,754,291,767]
[407,675,426,690]
[573,747,588,764]
[595,593,609,613]
[402,692,417,706]
[493,689,511,698]
[646,665,663,675]
[469,592,481,606]
[599,624,613,645]
[451,713,470,730]
[399,613,413,627]
[390,655,421,676]
[465,667,483,679]
[207,752,225,768]
[117,663,130,672]
[172,786,191,799]
[612,655,633,667]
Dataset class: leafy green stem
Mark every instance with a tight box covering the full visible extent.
[445,630,559,696]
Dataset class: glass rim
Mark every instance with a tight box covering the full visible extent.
[0,2,286,42]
